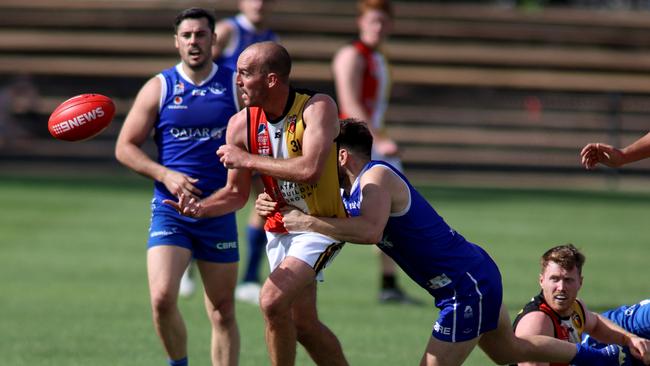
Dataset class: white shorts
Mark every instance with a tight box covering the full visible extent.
[266,231,344,281]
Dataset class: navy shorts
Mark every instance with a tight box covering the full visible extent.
[148,198,239,263]
[431,247,503,342]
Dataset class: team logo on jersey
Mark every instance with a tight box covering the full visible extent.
[256,123,271,156]
[287,115,297,135]
[571,313,583,329]
[209,82,226,95]
[191,89,207,96]
[173,81,185,95]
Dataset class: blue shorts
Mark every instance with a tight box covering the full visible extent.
[431,248,503,343]
[148,198,239,263]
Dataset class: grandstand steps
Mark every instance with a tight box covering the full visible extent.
[3,0,650,187]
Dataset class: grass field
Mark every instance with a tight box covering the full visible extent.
[1,173,648,365]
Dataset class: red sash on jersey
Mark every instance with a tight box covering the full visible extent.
[247,107,288,233]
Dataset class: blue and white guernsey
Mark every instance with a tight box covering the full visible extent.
[342,160,503,341]
[154,62,239,204]
[215,14,278,70]
[342,160,491,297]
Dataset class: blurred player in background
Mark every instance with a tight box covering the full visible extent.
[512,244,649,366]
[179,0,277,304]
[580,133,650,170]
[332,0,417,304]
[115,8,240,366]
[257,119,647,366]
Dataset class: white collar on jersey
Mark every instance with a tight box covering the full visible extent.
[352,161,412,218]
[175,62,219,87]
[235,13,263,33]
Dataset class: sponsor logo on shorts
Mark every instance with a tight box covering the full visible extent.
[433,322,451,336]
[427,273,452,290]
[150,229,177,238]
[464,305,473,319]
[215,241,238,250]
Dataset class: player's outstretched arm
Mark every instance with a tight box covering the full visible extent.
[164,111,252,218]
[581,132,650,169]
[580,142,624,169]
[115,77,202,198]
[586,310,650,364]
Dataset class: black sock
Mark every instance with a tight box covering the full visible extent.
[382,274,397,290]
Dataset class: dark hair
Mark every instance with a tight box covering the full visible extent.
[337,118,373,159]
[541,244,586,276]
[358,0,393,18]
[257,41,292,83]
[174,7,216,34]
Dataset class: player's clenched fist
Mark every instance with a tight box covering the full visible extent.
[217,144,249,169]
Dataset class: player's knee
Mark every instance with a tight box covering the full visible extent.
[150,289,177,317]
[259,291,291,319]
[208,299,236,328]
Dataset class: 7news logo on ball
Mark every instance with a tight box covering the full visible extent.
[48,94,116,142]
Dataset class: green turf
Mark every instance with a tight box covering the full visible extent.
[1,174,648,365]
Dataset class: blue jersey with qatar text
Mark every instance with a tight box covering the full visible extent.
[215,14,278,70]
[341,160,490,299]
[154,62,239,206]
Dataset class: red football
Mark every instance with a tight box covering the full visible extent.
[48,93,115,141]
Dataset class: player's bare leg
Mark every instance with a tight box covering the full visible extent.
[147,245,192,361]
[198,260,240,366]
[292,280,348,366]
[260,256,347,366]
[420,335,478,366]
[478,304,578,364]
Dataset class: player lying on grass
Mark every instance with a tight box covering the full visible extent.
[512,244,650,366]
[254,119,648,366]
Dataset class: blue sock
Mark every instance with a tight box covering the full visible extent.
[242,225,266,283]
[168,357,188,366]
[571,343,627,366]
